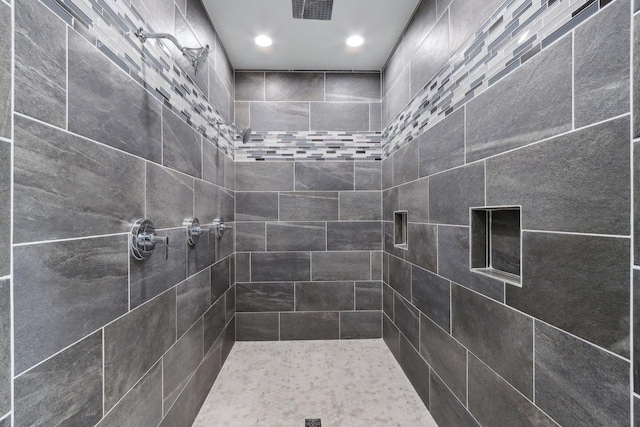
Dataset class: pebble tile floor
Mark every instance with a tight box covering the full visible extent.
[193,339,438,426]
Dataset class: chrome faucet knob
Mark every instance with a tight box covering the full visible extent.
[130,219,169,260]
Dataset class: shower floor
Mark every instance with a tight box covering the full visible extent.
[193,339,437,427]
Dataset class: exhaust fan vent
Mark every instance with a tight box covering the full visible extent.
[292,0,334,21]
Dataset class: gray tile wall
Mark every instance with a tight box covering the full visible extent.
[382,1,635,426]
[235,160,383,341]
[7,0,238,425]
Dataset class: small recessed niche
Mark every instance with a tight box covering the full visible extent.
[394,211,408,250]
[470,206,522,287]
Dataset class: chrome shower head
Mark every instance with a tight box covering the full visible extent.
[134,28,209,76]
[241,128,252,144]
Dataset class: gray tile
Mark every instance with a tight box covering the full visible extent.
[215,39,234,96]
[399,334,430,408]
[14,115,145,243]
[429,162,484,226]
[383,252,390,284]
[68,31,162,162]
[383,314,400,361]
[486,117,630,235]
[392,140,419,186]
[355,281,382,310]
[250,102,310,131]
[236,162,294,191]
[327,221,382,251]
[468,353,557,427]
[14,331,103,427]
[225,285,235,322]
[398,178,430,223]
[635,14,640,138]
[209,62,232,122]
[295,162,354,191]
[385,221,408,259]
[186,231,216,276]
[339,192,382,220]
[236,252,250,283]
[429,373,480,427]
[383,283,394,319]
[203,297,225,353]
[236,312,280,340]
[195,339,221,408]
[312,251,370,281]
[448,0,504,56]
[507,232,630,357]
[267,222,327,251]
[234,102,250,129]
[130,228,187,309]
[235,72,265,101]
[176,269,211,337]
[403,0,437,64]
[420,314,466,402]
[295,281,355,311]
[96,361,162,427]
[236,282,295,312]
[436,0,452,16]
[371,251,383,280]
[131,0,174,34]
[236,222,266,251]
[224,152,235,190]
[174,9,208,95]
[406,223,437,272]
[104,290,176,411]
[310,102,370,131]
[382,157,393,190]
[146,162,194,229]
[193,179,231,226]
[341,311,382,339]
[185,0,217,50]
[163,320,203,413]
[279,192,339,221]
[535,321,630,426]
[386,67,411,122]
[221,316,236,363]
[325,73,381,101]
[438,225,505,301]
[236,192,279,221]
[0,143,7,277]
[369,102,382,132]
[466,35,572,162]
[0,2,9,139]
[574,0,630,127]
[158,371,198,427]
[418,108,465,177]
[14,235,128,374]
[410,13,449,97]
[394,293,420,348]
[252,252,311,282]
[383,42,404,98]
[389,255,411,300]
[15,0,66,127]
[162,107,202,178]
[489,209,521,275]
[412,266,450,331]
[452,284,533,398]
[211,257,230,303]
[202,140,225,187]
[280,312,340,340]
[0,279,7,415]
[265,72,324,101]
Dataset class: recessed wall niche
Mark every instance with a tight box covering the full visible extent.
[470,206,522,287]
[394,211,408,249]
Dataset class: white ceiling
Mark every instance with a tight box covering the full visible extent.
[202,0,420,71]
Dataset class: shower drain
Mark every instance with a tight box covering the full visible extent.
[305,419,321,427]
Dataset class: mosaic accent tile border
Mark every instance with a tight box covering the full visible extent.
[235,132,382,162]
[41,0,236,156]
[383,0,611,157]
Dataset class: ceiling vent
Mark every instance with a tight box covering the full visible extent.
[292,0,334,20]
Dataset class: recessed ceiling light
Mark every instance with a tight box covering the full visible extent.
[346,35,364,47]
[255,35,273,47]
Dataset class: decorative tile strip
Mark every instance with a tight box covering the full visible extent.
[383,0,604,157]
[42,0,236,156]
[235,132,383,162]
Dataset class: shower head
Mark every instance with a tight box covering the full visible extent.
[214,120,252,144]
[133,28,209,76]
[241,127,252,144]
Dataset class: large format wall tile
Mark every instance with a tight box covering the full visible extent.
[486,117,630,235]
[162,107,202,178]
[327,221,382,251]
[399,335,430,408]
[236,222,266,251]
[388,255,411,300]
[0,279,8,416]
[14,331,103,427]
[412,266,450,331]
[267,222,327,251]
[15,0,66,127]
[402,0,437,64]
[392,140,419,186]
[508,232,630,357]
[386,67,411,123]
[448,0,506,56]
[312,251,370,281]
[0,2,9,139]
[468,354,557,427]
[355,281,382,310]
[104,290,176,411]
[14,235,128,374]
[251,252,311,282]
[236,282,294,312]
[574,0,630,127]
[185,0,217,49]
[210,63,232,122]
[235,72,265,101]
[355,162,382,190]
[0,143,7,277]
[429,373,480,427]
[176,269,211,337]
[236,312,279,340]
[383,313,401,360]
[410,13,449,98]
[429,162,484,226]
[236,162,294,191]
[325,73,381,101]
[236,192,278,221]
[158,371,199,427]
[397,178,430,222]
[203,297,225,352]
[280,312,340,340]
[405,223,437,272]
[466,35,572,161]
[14,116,145,242]
[211,257,230,303]
[339,192,381,220]
[418,107,465,177]
[279,192,339,221]
[394,293,420,348]
[145,163,194,229]
[68,31,162,162]
[202,141,226,187]
[265,72,324,101]
[310,102,369,131]
[295,162,354,191]
[635,14,640,138]
[535,322,630,426]
[340,311,382,339]
[295,282,355,311]
[163,320,203,412]
[452,284,533,398]
[174,8,208,95]
[251,102,310,131]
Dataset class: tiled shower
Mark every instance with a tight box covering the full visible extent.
[0,0,638,425]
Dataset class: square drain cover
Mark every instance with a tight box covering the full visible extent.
[305,419,321,427]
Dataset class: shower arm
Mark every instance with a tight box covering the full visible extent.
[133,28,209,75]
